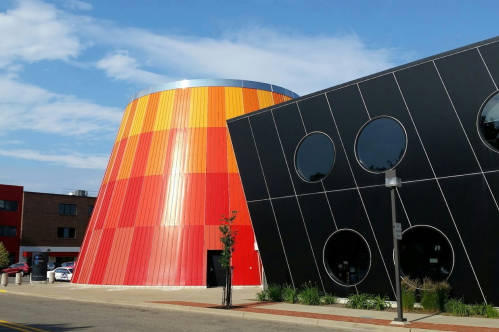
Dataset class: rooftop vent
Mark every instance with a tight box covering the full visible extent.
[68,190,88,197]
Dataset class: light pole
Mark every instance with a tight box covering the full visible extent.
[385,169,407,325]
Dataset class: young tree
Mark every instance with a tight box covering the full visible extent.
[219,210,238,307]
[0,242,10,269]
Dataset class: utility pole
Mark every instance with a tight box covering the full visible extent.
[385,170,408,325]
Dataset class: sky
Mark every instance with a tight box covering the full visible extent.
[0,0,498,195]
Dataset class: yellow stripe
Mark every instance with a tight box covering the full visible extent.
[116,103,132,142]
[154,90,176,131]
[188,87,208,128]
[0,289,6,293]
[130,95,149,136]
[0,320,52,332]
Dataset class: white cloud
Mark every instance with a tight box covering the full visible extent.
[0,75,122,136]
[0,148,108,169]
[63,0,92,11]
[96,51,171,86]
[82,24,400,95]
[0,0,81,68]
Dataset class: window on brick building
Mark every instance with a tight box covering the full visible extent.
[57,227,76,238]
[59,204,77,215]
[0,225,17,237]
[88,205,94,217]
[0,200,19,212]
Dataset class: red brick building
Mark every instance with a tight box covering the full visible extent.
[0,184,96,266]
[20,191,96,264]
[0,184,23,265]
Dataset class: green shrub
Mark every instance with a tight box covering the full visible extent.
[469,302,487,316]
[445,298,470,316]
[469,302,499,318]
[444,299,499,318]
[371,294,391,311]
[485,304,499,318]
[346,293,372,310]
[322,293,338,305]
[267,284,283,302]
[282,284,298,303]
[299,282,321,305]
[346,293,390,311]
[420,278,450,312]
[256,289,269,302]
[401,277,417,311]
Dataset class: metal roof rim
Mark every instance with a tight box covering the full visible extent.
[128,78,298,103]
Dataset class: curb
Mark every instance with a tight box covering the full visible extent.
[0,289,455,332]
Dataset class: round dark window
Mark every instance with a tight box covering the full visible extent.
[295,132,335,182]
[400,226,453,281]
[323,230,371,286]
[478,92,499,151]
[356,117,406,172]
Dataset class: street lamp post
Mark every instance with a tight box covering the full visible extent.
[385,169,407,325]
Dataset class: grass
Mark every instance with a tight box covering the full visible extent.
[322,293,338,305]
[445,298,499,318]
[444,298,470,316]
[401,277,417,311]
[420,278,450,312]
[267,284,283,302]
[282,284,298,303]
[345,293,390,311]
[298,282,321,305]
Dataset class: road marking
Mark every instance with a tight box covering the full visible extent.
[0,320,52,332]
[0,290,6,293]
[0,322,32,332]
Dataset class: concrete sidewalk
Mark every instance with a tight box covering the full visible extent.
[0,281,497,332]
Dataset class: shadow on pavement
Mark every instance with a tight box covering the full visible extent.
[0,323,92,331]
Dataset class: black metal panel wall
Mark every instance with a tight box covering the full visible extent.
[227,36,499,304]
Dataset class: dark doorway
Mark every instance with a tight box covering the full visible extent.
[207,250,225,287]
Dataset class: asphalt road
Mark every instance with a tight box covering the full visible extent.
[0,293,349,332]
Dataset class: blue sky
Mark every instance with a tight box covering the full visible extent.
[0,0,497,194]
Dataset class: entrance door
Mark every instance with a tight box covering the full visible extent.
[207,250,225,287]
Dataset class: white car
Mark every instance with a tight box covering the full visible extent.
[49,267,73,281]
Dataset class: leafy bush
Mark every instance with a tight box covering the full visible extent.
[401,277,417,311]
[322,293,338,305]
[282,284,298,303]
[346,293,390,311]
[256,289,269,302]
[298,282,321,305]
[346,293,372,309]
[420,278,450,312]
[485,304,499,318]
[267,284,283,302]
[0,242,9,269]
[469,302,499,318]
[371,294,391,311]
[444,299,499,318]
[445,298,470,316]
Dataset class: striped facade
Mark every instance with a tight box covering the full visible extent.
[72,80,295,286]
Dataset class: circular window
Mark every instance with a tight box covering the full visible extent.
[399,226,454,282]
[478,92,499,151]
[355,117,406,173]
[323,230,371,286]
[295,132,335,182]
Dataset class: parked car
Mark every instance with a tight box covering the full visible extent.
[47,262,62,271]
[52,267,73,281]
[61,261,75,268]
[0,262,31,277]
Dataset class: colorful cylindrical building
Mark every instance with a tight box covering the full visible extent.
[72,79,297,286]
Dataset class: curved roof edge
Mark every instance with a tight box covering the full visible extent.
[129,79,299,103]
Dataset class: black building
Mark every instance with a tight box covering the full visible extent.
[227,36,499,304]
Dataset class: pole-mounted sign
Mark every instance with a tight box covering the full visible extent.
[385,169,408,325]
